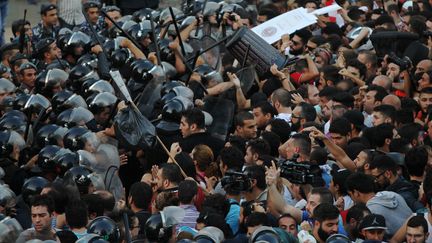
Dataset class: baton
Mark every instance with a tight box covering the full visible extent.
[82,8,108,62]
[19,9,27,53]
[168,7,186,57]
[149,15,162,66]
[100,9,144,53]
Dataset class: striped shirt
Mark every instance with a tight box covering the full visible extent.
[176,204,199,230]
[57,0,85,26]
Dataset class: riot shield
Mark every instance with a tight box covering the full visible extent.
[0,217,23,243]
[236,65,257,94]
[200,36,221,70]
[136,65,166,118]
[203,96,235,141]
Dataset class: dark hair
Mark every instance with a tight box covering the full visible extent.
[219,146,244,172]
[309,35,326,46]
[405,146,428,177]
[247,138,270,157]
[373,105,396,123]
[253,102,277,117]
[332,92,355,108]
[292,28,312,44]
[11,19,31,37]
[246,212,269,227]
[161,163,183,186]
[44,183,69,214]
[395,109,414,125]
[65,200,88,229]
[346,172,375,193]
[313,203,340,222]
[258,7,278,20]
[260,131,281,157]
[178,180,198,204]
[321,66,342,85]
[407,215,428,233]
[244,165,267,191]
[366,85,388,102]
[298,102,317,122]
[371,123,394,148]
[235,111,255,127]
[310,147,328,165]
[326,34,343,53]
[201,193,231,218]
[93,191,115,213]
[310,187,334,205]
[271,88,292,107]
[82,194,104,217]
[291,133,311,157]
[268,119,291,143]
[329,117,351,136]
[182,108,205,129]
[389,138,412,154]
[129,182,152,210]
[398,123,423,144]
[346,203,370,224]
[347,59,367,79]
[31,194,55,214]
[332,169,353,196]
[409,15,427,36]
[369,154,397,175]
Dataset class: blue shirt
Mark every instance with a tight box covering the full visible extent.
[226,198,241,235]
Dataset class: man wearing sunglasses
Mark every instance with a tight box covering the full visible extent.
[287,28,312,57]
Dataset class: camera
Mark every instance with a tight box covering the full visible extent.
[277,156,323,185]
[221,171,252,192]
[387,52,412,71]
[423,30,432,38]
[228,14,237,21]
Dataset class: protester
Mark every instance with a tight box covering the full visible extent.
[1,0,432,242]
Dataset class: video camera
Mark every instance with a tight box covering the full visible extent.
[221,171,252,193]
[277,155,323,185]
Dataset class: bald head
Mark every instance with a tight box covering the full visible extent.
[415,59,432,75]
[382,94,401,110]
[372,75,392,92]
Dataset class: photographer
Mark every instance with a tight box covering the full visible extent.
[221,171,243,235]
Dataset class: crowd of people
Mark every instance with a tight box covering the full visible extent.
[0,0,432,242]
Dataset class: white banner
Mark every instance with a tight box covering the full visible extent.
[252,4,343,44]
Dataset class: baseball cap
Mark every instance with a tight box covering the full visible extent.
[359,214,387,231]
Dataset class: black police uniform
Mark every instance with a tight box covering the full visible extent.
[34,38,56,71]
[32,4,60,43]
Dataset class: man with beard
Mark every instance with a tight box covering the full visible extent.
[287,28,312,58]
[252,102,276,131]
[291,102,317,133]
[346,172,412,236]
[369,154,423,212]
[311,203,340,243]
